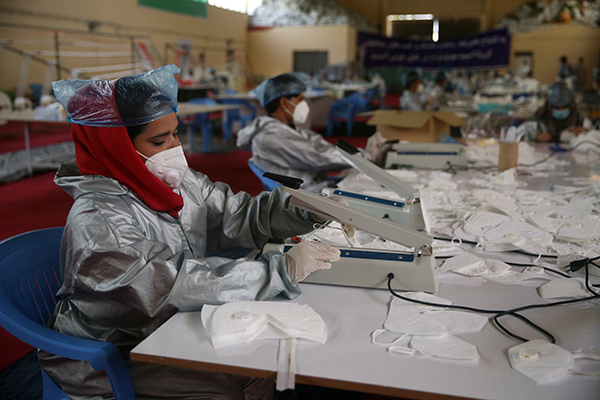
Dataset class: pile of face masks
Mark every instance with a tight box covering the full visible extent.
[371,294,487,361]
[372,294,600,383]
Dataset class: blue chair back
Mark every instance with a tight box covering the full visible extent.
[247,160,281,191]
[219,99,257,139]
[0,228,136,400]
[326,92,365,136]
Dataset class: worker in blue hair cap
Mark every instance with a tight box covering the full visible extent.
[237,72,350,192]
[533,81,586,142]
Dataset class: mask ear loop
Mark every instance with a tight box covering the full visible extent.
[371,329,408,347]
[299,221,331,243]
[387,344,416,357]
[570,348,600,377]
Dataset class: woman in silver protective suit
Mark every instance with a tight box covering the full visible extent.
[38,65,338,400]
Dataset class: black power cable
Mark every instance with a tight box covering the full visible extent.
[386,259,600,344]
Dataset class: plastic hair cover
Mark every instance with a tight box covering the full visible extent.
[52,64,180,127]
[546,81,572,108]
[253,72,309,107]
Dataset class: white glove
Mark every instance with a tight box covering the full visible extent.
[284,241,340,283]
[310,196,356,237]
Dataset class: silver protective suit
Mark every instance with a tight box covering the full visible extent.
[420,81,445,111]
[237,116,348,193]
[400,90,424,111]
[39,161,318,400]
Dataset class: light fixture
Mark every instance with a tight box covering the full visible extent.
[387,14,434,21]
[432,19,439,42]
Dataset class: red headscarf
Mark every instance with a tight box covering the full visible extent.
[71,123,183,219]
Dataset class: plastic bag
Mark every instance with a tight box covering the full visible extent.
[52,64,180,127]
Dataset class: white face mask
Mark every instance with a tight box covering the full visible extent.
[286,99,310,124]
[416,83,424,93]
[508,340,574,384]
[137,145,188,189]
[201,301,327,349]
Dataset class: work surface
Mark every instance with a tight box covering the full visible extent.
[131,271,600,400]
[131,143,600,399]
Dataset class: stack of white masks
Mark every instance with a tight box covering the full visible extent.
[201,301,327,349]
[371,294,488,361]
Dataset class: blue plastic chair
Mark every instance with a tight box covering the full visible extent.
[183,98,220,152]
[247,160,281,191]
[0,228,136,400]
[326,92,367,137]
[218,99,256,140]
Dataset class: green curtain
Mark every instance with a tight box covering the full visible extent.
[139,0,207,18]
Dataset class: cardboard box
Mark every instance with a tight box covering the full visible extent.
[366,110,466,143]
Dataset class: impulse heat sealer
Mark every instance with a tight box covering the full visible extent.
[321,140,426,231]
[262,173,439,293]
[384,142,468,170]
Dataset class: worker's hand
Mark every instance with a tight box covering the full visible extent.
[310,196,356,237]
[284,241,340,283]
[568,126,586,136]
[536,132,552,142]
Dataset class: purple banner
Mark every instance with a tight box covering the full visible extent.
[358,28,511,69]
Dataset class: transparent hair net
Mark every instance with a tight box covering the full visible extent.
[253,72,309,107]
[52,64,180,127]
[547,81,572,108]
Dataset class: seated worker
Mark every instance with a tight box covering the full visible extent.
[421,71,448,111]
[533,80,586,142]
[237,72,349,193]
[399,70,424,111]
[39,65,340,400]
[582,67,600,124]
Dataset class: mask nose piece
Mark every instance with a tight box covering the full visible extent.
[164,170,181,187]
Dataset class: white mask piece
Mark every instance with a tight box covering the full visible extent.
[456,211,511,242]
[383,295,487,336]
[479,220,551,253]
[484,266,552,284]
[556,219,599,243]
[536,278,593,300]
[137,145,188,189]
[384,297,448,335]
[438,252,483,275]
[508,340,574,384]
[286,99,310,124]
[427,177,458,190]
[431,239,463,257]
[409,333,480,360]
[201,301,327,349]
[424,310,488,333]
[453,258,512,278]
